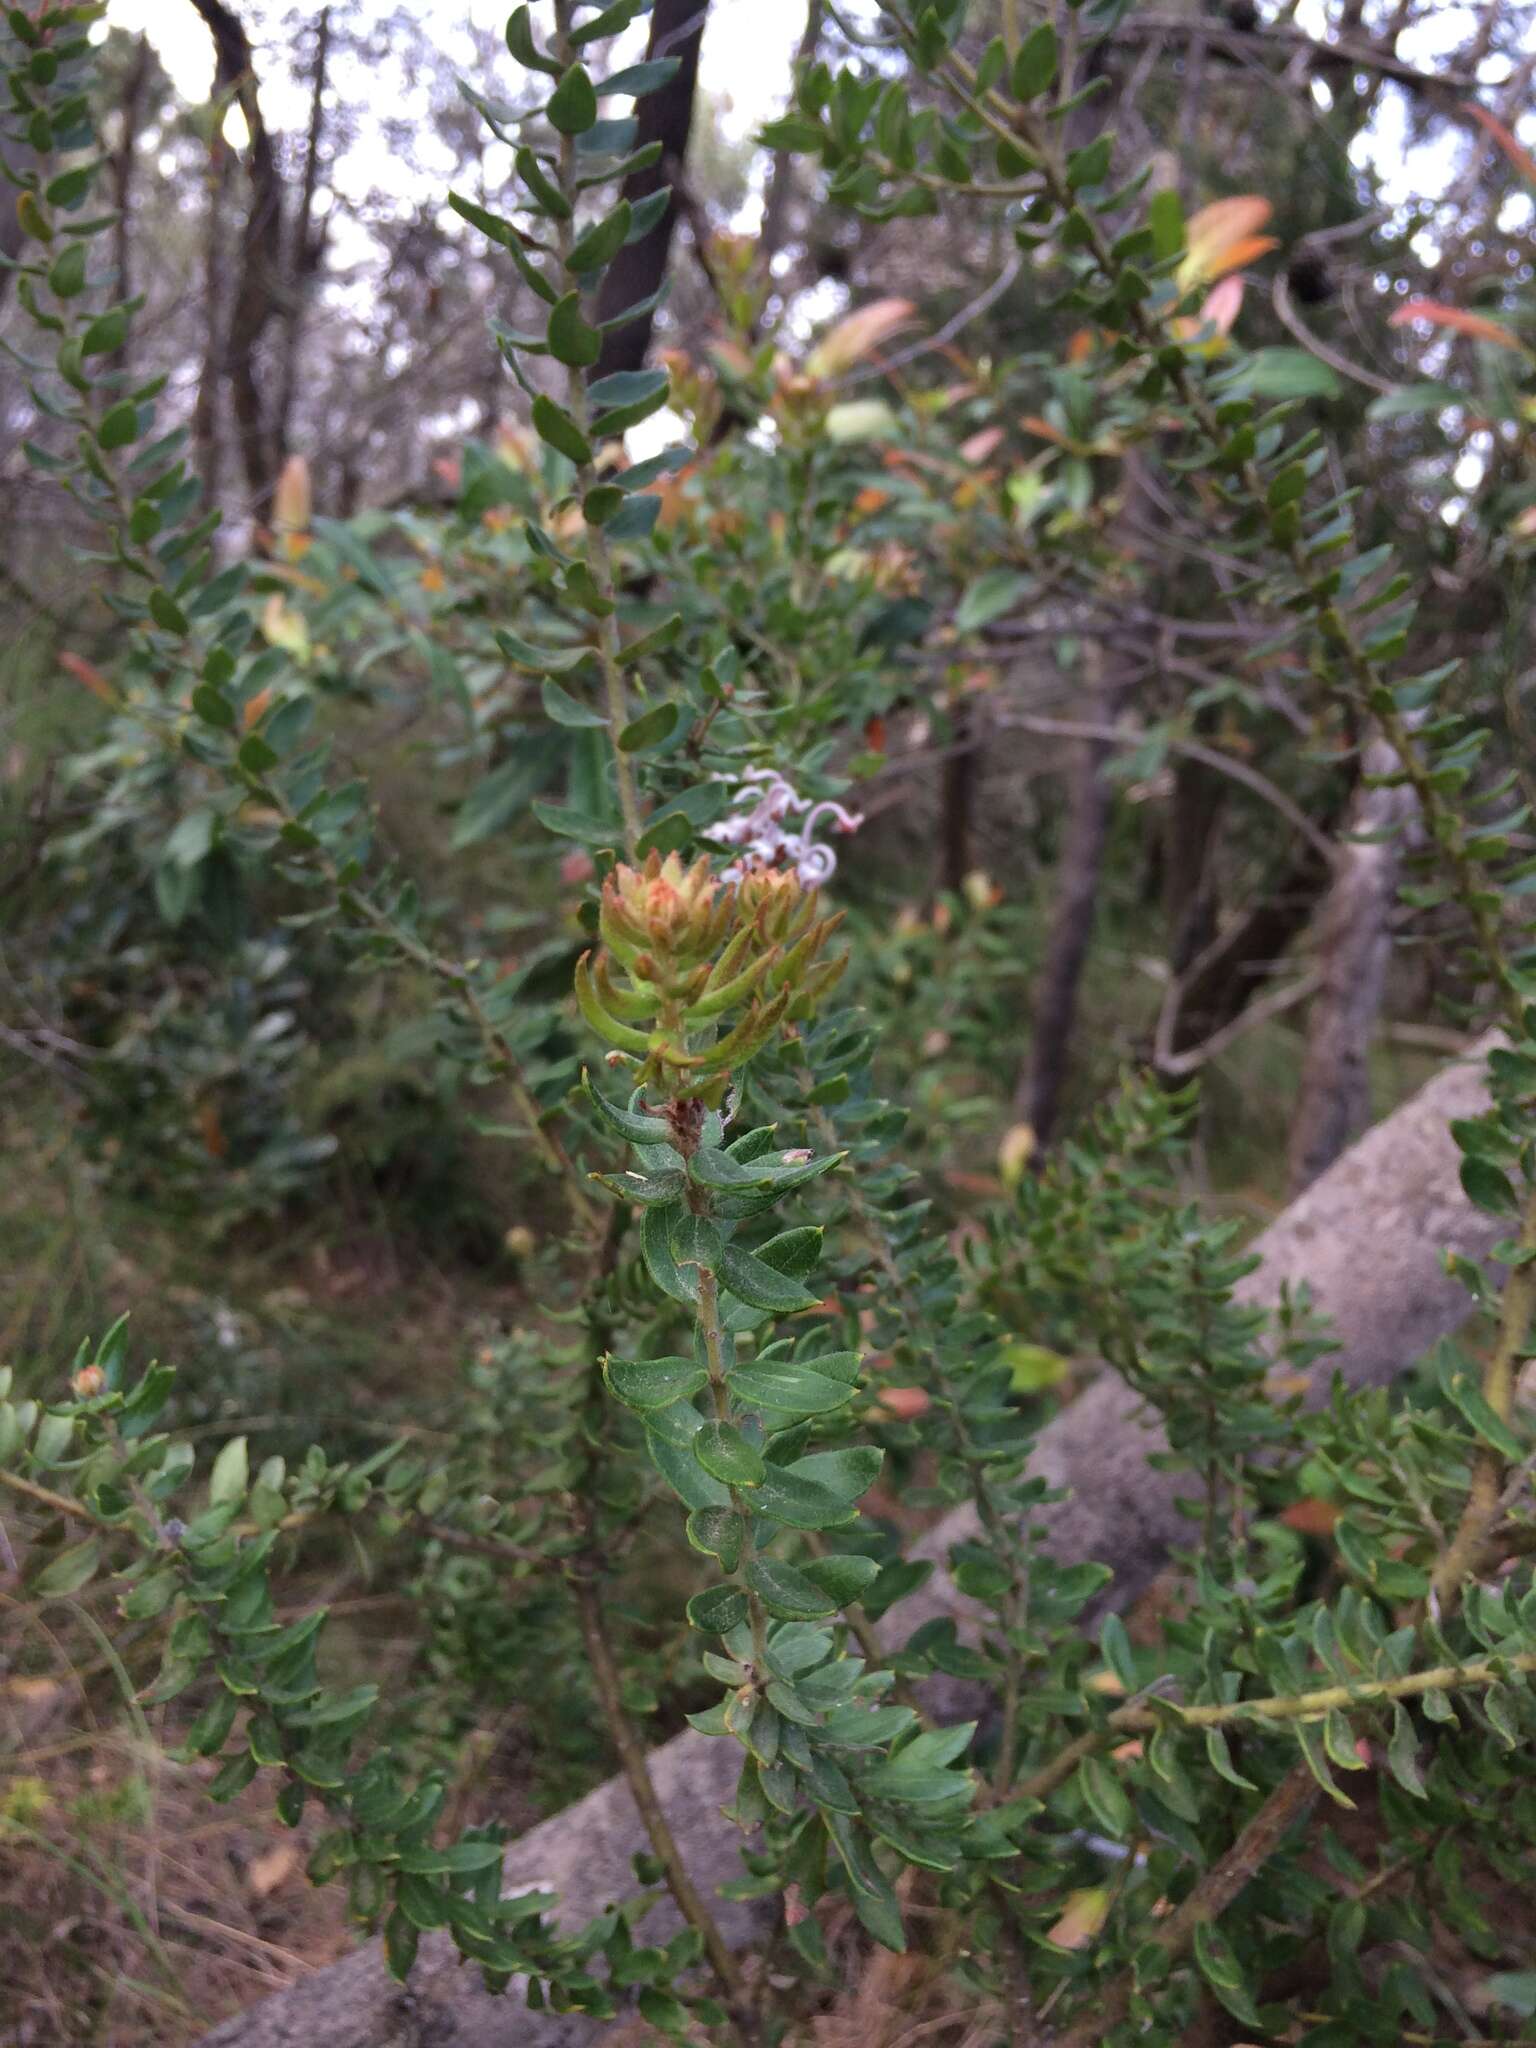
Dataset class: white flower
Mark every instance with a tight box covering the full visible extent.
[704,768,863,887]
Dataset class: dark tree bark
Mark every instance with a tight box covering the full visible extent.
[190,0,286,512]
[1158,753,1357,1069]
[107,36,152,384]
[192,134,233,504]
[1015,655,1131,1146]
[758,0,823,272]
[273,5,331,462]
[937,698,979,898]
[1287,737,1418,1195]
[1162,723,1224,979]
[1161,842,1332,1062]
[593,0,709,378]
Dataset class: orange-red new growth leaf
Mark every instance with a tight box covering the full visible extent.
[1177,196,1277,293]
[1464,100,1536,187]
[59,652,115,703]
[1390,299,1528,352]
[804,298,917,382]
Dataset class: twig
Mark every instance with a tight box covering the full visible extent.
[1270,271,1398,397]
[835,253,1024,387]
[1002,712,1341,870]
[1431,1181,1536,1612]
[1053,1765,1315,2048]
[572,1569,755,2035]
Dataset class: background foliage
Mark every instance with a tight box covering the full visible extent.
[4,1,1536,2044]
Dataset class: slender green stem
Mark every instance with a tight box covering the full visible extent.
[697,1266,772,1669]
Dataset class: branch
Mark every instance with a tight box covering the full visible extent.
[1053,1766,1316,2048]
[1110,15,1478,103]
[1002,712,1342,870]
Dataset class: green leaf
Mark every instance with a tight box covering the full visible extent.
[720,1238,822,1314]
[547,63,598,136]
[798,1553,880,1605]
[384,1909,419,1981]
[686,1506,744,1573]
[45,164,94,209]
[790,1445,882,1503]
[506,4,562,73]
[1203,1726,1256,1792]
[541,677,607,727]
[1149,187,1184,264]
[32,1537,101,1598]
[1459,1153,1518,1216]
[396,1839,504,1875]
[588,367,669,411]
[531,393,593,465]
[1367,381,1463,421]
[567,199,632,273]
[1078,1754,1134,1838]
[1241,348,1341,400]
[1011,22,1058,99]
[605,1355,709,1411]
[753,1465,853,1530]
[1386,1702,1427,1797]
[572,0,647,46]
[642,1203,699,1305]
[1099,1613,1138,1694]
[1294,1717,1355,1808]
[729,1358,858,1418]
[1439,1354,1525,1461]
[956,568,1030,633]
[599,59,680,98]
[98,400,138,451]
[149,587,189,635]
[583,483,626,526]
[208,1435,249,1507]
[48,240,86,298]
[580,1072,673,1145]
[495,627,589,674]
[1194,1922,1263,2029]
[1066,135,1111,190]
[618,701,677,752]
[547,290,602,367]
[746,1555,837,1620]
[514,144,571,218]
[687,1582,750,1634]
[694,1421,766,1489]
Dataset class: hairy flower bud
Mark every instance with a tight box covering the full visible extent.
[576,850,848,1106]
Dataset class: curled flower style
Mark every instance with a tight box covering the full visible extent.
[704,768,864,887]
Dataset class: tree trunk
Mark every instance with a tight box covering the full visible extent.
[194,1042,1501,2048]
[107,38,151,384]
[1287,737,1418,1195]
[593,0,709,378]
[1161,842,1333,1064]
[192,137,232,504]
[937,697,979,898]
[1015,654,1129,1146]
[190,0,286,514]
[758,0,823,272]
[1162,728,1224,979]
[273,5,331,461]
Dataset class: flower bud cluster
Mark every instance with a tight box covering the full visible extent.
[574,851,846,1105]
